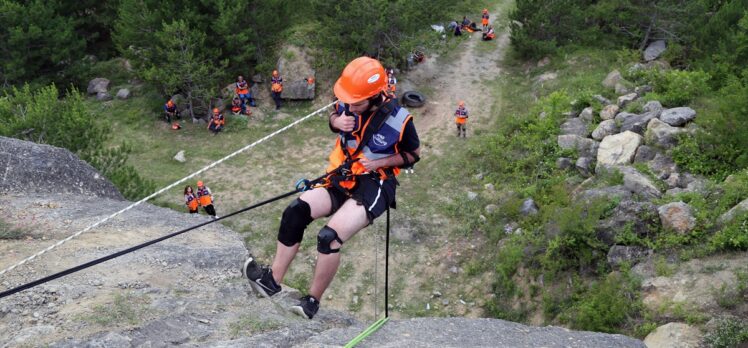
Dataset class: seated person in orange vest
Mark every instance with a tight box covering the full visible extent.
[235,75,256,108]
[196,181,217,219]
[231,96,250,115]
[242,57,421,320]
[184,186,199,216]
[207,108,225,134]
[271,70,283,110]
[455,101,468,138]
[461,16,479,32]
[164,98,180,123]
[481,9,490,31]
[482,26,495,41]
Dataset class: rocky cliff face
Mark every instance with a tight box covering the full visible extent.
[0,138,646,347]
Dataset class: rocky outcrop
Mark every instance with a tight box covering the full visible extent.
[643,40,667,62]
[276,45,316,100]
[644,322,701,348]
[0,136,122,199]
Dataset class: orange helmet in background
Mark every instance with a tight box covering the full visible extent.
[272,70,279,77]
[197,181,203,186]
[333,57,387,104]
[167,99,174,107]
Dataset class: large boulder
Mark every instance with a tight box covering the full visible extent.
[643,40,667,61]
[0,136,122,199]
[646,118,684,149]
[602,70,623,89]
[592,120,619,141]
[658,201,696,234]
[660,107,696,127]
[276,45,316,100]
[87,78,110,95]
[643,323,701,348]
[560,118,590,137]
[597,131,643,166]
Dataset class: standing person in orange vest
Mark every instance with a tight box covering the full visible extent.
[164,98,180,123]
[270,70,283,110]
[242,57,421,320]
[481,8,490,31]
[455,100,469,138]
[207,108,225,135]
[184,186,199,216]
[196,181,217,219]
[386,68,397,98]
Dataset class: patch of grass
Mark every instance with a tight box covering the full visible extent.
[228,314,282,338]
[704,318,748,348]
[0,218,30,240]
[654,256,676,277]
[80,292,151,326]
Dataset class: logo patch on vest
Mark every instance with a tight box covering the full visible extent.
[372,133,388,146]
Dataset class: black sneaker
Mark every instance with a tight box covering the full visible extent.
[242,257,281,298]
[291,295,320,319]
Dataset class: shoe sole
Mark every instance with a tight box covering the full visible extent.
[290,305,312,319]
[242,257,275,298]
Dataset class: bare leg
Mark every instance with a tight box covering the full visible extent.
[308,199,369,299]
[270,187,332,283]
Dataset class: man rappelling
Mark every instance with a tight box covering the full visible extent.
[243,57,421,319]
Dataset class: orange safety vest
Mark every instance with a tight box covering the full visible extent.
[185,193,199,210]
[482,13,489,25]
[271,76,283,93]
[455,107,468,124]
[197,186,212,206]
[211,113,225,126]
[326,101,412,189]
[236,80,249,94]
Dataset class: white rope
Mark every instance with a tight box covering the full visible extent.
[0,102,335,277]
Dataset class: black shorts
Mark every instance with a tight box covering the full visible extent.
[327,174,397,224]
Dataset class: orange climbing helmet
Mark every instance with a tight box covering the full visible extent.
[333,57,387,104]
[197,180,203,186]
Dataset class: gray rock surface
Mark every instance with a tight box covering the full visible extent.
[643,40,667,61]
[593,94,612,106]
[618,166,662,199]
[646,118,684,149]
[600,104,619,121]
[556,157,574,170]
[87,78,110,95]
[607,245,652,268]
[596,199,657,245]
[642,100,663,116]
[303,318,646,348]
[576,157,595,177]
[0,136,122,199]
[277,45,316,100]
[174,150,186,163]
[597,131,643,166]
[95,92,113,101]
[618,112,658,135]
[617,93,638,108]
[615,82,631,95]
[521,198,539,216]
[658,201,696,234]
[577,186,632,204]
[558,135,600,158]
[719,198,748,225]
[579,107,595,122]
[592,120,619,141]
[115,88,131,100]
[634,145,657,163]
[660,107,696,126]
[648,153,678,180]
[561,118,590,137]
[643,322,702,348]
[603,70,623,89]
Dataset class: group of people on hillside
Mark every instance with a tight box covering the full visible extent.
[163,70,286,134]
[184,181,218,219]
[449,9,495,41]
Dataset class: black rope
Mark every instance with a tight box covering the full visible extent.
[0,187,306,299]
[385,206,390,318]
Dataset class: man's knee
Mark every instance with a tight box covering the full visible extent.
[317,226,343,254]
[277,198,314,246]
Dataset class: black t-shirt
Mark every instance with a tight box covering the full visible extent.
[399,118,420,153]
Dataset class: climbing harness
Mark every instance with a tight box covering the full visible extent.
[0,102,335,277]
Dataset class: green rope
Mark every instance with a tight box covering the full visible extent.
[344,317,390,348]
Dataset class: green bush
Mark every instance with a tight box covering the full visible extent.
[562,270,642,333]
[704,318,748,348]
[646,69,711,107]
[710,213,748,252]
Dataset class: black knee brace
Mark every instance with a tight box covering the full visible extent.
[277,198,314,246]
[317,226,343,254]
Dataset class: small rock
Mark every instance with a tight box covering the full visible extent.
[442,299,450,306]
[173,150,186,163]
[660,107,696,126]
[593,95,611,105]
[474,173,484,180]
[449,266,459,274]
[635,85,653,95]
[617,93,638,108]
[484,183,495,192]
[719,198,748,225]
[658,201,696,234]
[432,290,442,297]
[556,157,574,170]
[617,166,662,199]
[597,131,643,166]
[467,191,478,201]
[576,157,595,178]
[643,101,663,116]
[602,70,622,89]
[87,78,110,95]
[648,153,678,180]
[579,107,595,122]
[95,92,112,101]
[600,104,619,121]
[521,198,539,216]
[560,118,589,137]
[646,118,684,148]
[591,120,619,141]
[485,204,499,214]
[634,145,657,163]
[607,245,652,268]
[116,88,131,100]
[352,295,359,305]
[537,57,551,67]
[615,82,630,95]
[643,40,667,61]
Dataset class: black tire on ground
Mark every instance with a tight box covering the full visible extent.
[401,91,426,108]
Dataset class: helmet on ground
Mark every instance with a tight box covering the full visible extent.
[334,57,387,104]
[272,70,279,77]
[459,100,465,107]
[213,108,220,113]
[197,181,203,186]
[171,122,181,130]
